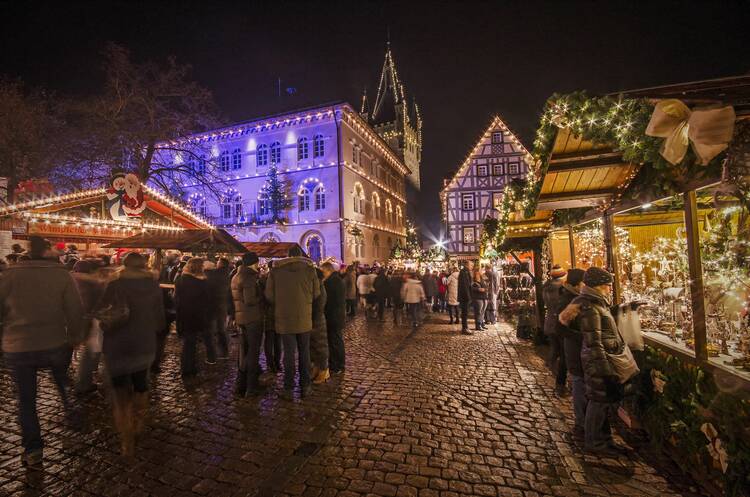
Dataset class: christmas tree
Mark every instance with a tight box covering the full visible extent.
[258,165,292,223]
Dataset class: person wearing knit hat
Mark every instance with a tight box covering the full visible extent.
[549,265,567,279]
[542,265,568,395]
[573,265,630,455]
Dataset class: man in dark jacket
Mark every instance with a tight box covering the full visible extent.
[373,269,389,322]
[321,262,346,373]
[265,246,320,399]
[543,266,567,391]
[457,261,473,335]
[0,236,83,467]
[206,258,232,359]
[388,271,404,325]
[231,252,263,396]
[555,268,586,435]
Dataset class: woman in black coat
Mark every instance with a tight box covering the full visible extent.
[175,258,213,377]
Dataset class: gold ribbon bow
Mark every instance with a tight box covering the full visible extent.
[645,99,735,165]
[701,422,729,473]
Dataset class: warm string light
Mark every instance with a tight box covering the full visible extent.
[21,211,185,232]
[0,188,108,215]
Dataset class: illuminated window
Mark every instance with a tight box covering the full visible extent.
[313,134,325,158]
[314,186,326,210]
[353,183,365,214]
[492,132,503,144]
[492,192,503,210]
[462,227,475,244]
[461,193,474,210]
[191,196,207,217]
[297,137,309,161]
[396,205,403,226]
[232,148,242,170]
[371,192,381,219]
[385,199,393,223]
[270,141,281,165]
[222,203,232,219]
[492,164,503,176]
[299,187,311,212]
[234,194,243,218]
[352,144,360,165]
[257,144,268,167]
[477,165,488,176]
[258,199,271,216]
[220,150,230,172]
[508,162,520,175]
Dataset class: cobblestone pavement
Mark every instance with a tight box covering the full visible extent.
[0,313,705,497]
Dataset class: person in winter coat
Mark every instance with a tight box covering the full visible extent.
[265,246,320,399]
[373,269,390,322]
[446,268,460,324]
[344,263,358,317]
[437,272,448,313]
[321,262,346,373]
[574,267,627,455]
[357,269,375,309]
[484,265,500,325]
[457,262,473,334]
[231,252,265,396]
[175,257,213,377]
[206,258,232,359]
[388,270,404,325]
[470,268,488,331]
[555,268,586,434]
[98,252,165,457]
[72,260,106,395]
[310,269,329,384]
[543,265,567,391]
[422,271,439,314]
[400,273,425,328]
[259,261,282,376]
[0,236,84,467]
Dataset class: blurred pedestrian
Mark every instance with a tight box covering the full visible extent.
[71,260,106,395]
[231,252,264,397]
[344,263,357,317]
[422,270,438,314]
[446,267,459,324]
[206,258,232,359]
[471,267,488,331]
[321,262,346,374]
[401,272,425,329]
[543,265,567,391]
[175,257,213,377]
[310,268,329,384]
[457,261,473,334]
[388,270,404,325]
[373,268,389,322]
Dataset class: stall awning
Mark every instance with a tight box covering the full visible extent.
[104,229,247,253]
[242,242,306,259]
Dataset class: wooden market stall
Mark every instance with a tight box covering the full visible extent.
[105,229,247,254]
[242,241,305,259]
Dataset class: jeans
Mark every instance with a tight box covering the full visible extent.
[459,302,469,331]
[377,297,386,320]
[211,310,230,357]
[281,333,311,390]
[571,375,587,430]
[237,323,263,390]
[472,299,487,329]
[326,322,345,372]
[4,345,72,454]
[550,335,567,386]
[585,401,615,450]
[181,328,216,375]
[486,295,497,324]
[447,305,458,322]
[407,303,422,326]
[263,328,282,371]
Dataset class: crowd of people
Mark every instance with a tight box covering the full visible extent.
[0,237,347,466]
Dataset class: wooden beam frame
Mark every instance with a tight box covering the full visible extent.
[603,213,621,304]
[684,190,708,362]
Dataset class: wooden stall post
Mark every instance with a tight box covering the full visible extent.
[603,213,621,304]
[683,190,708,362]
[568,224,577,268]
[531,247,546,343]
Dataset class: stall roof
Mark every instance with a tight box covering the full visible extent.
[242,242,306,258]
[104,229,247,253]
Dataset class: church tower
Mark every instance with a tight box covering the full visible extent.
[361,43,423,199]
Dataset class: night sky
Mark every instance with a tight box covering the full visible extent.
[2,1,748,235]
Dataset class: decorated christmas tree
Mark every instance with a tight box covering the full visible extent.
[258,165,292,223]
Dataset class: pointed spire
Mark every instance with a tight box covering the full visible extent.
[371,41,402,124]
[360,88,370,119]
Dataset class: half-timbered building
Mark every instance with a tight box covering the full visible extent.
[441,117,533,258]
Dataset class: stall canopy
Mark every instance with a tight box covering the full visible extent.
[104,229,247,253]
[242,242,305,258]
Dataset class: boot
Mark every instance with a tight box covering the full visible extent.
[132,391,149,436]
[112,389,135,457]
[313,368,330,384]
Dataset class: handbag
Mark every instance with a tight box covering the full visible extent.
[96,284,131,333]
[606,328,640,384]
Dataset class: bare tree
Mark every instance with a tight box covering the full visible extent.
[0,79,60,204]
[58,44,231,211]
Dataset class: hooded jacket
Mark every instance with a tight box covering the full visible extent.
[323,272,346,327]
[542,277,564,336]
[446,271,459,306]
[264,256,320,334]
[0,259,84,353]
[400,278,425,304]
[231,265,262,326]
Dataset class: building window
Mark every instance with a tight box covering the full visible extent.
[509,162,520,175]
[371,192,381,219]
[492,132,503,144]
[220,150,230,172]
[298,187,311,212]
[257,144,268,167]
[232,148,242,170]
[477,165,488,176]
[462,227,475,244]
[258,199,271,216]
[222,203,232,219]
[373,234,380,260]
[492,192,504,210]
[396,205,403,226]
[492,164,503,176]
[385,199,393,223]
[297,137,309,161]
[314,186,326,210]
[313,134,325,158]
[461,193,474,210]
[352,144,360,165]
[270,141,281,165]
[191,196,207,217]
[353,183,365,214]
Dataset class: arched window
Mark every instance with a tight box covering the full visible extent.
[313,134,325,158]
[371,192,381,220]
[298,187,311,212]
[353,183,365,214]
[222,191,241,220]
[314,185,326,210]
[270,141,281,165]
[257,144,268,167]
[297,137,309,161]
[232,148,242,170]
[385,199,393,223]
[191,196,207,217]
[304,234,324,263]
[220,150,230,172]
[396,205,403,226]
[234,193,243,219]
[373,234,380,260]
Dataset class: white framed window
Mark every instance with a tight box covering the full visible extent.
[509,162,520,175]
[220,150,230,172]
[191,196,207,217]
[313,134,325,158]
[492,163,503,176]
[299,187,311,212]
[222,203,232,219]
[371,192,381,219]
[258,199,271,216]
[462,227,475,244]
[477,165,488,176]
[492,132,503,144]
[353,183,365,214]
[270,142,281,165]
[385,199,393,223]
[232,148,242,170]
[257,144,268,167]
[297,137,309,161]
[314,186,325,210]
[492,192,504,210]
[461,193,474,210]
[234,194,243,218]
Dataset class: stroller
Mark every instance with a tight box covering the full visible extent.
[364,292,379,321]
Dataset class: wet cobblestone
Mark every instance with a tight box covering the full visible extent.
[0,314,704,496]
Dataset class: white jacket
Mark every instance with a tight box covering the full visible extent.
[446,271,459,306]
[357,273,375,295]
[400,278,425,304]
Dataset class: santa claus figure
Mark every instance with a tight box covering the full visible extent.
[106,173,146,221]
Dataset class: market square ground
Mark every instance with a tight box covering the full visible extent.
[0,315,705,497]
